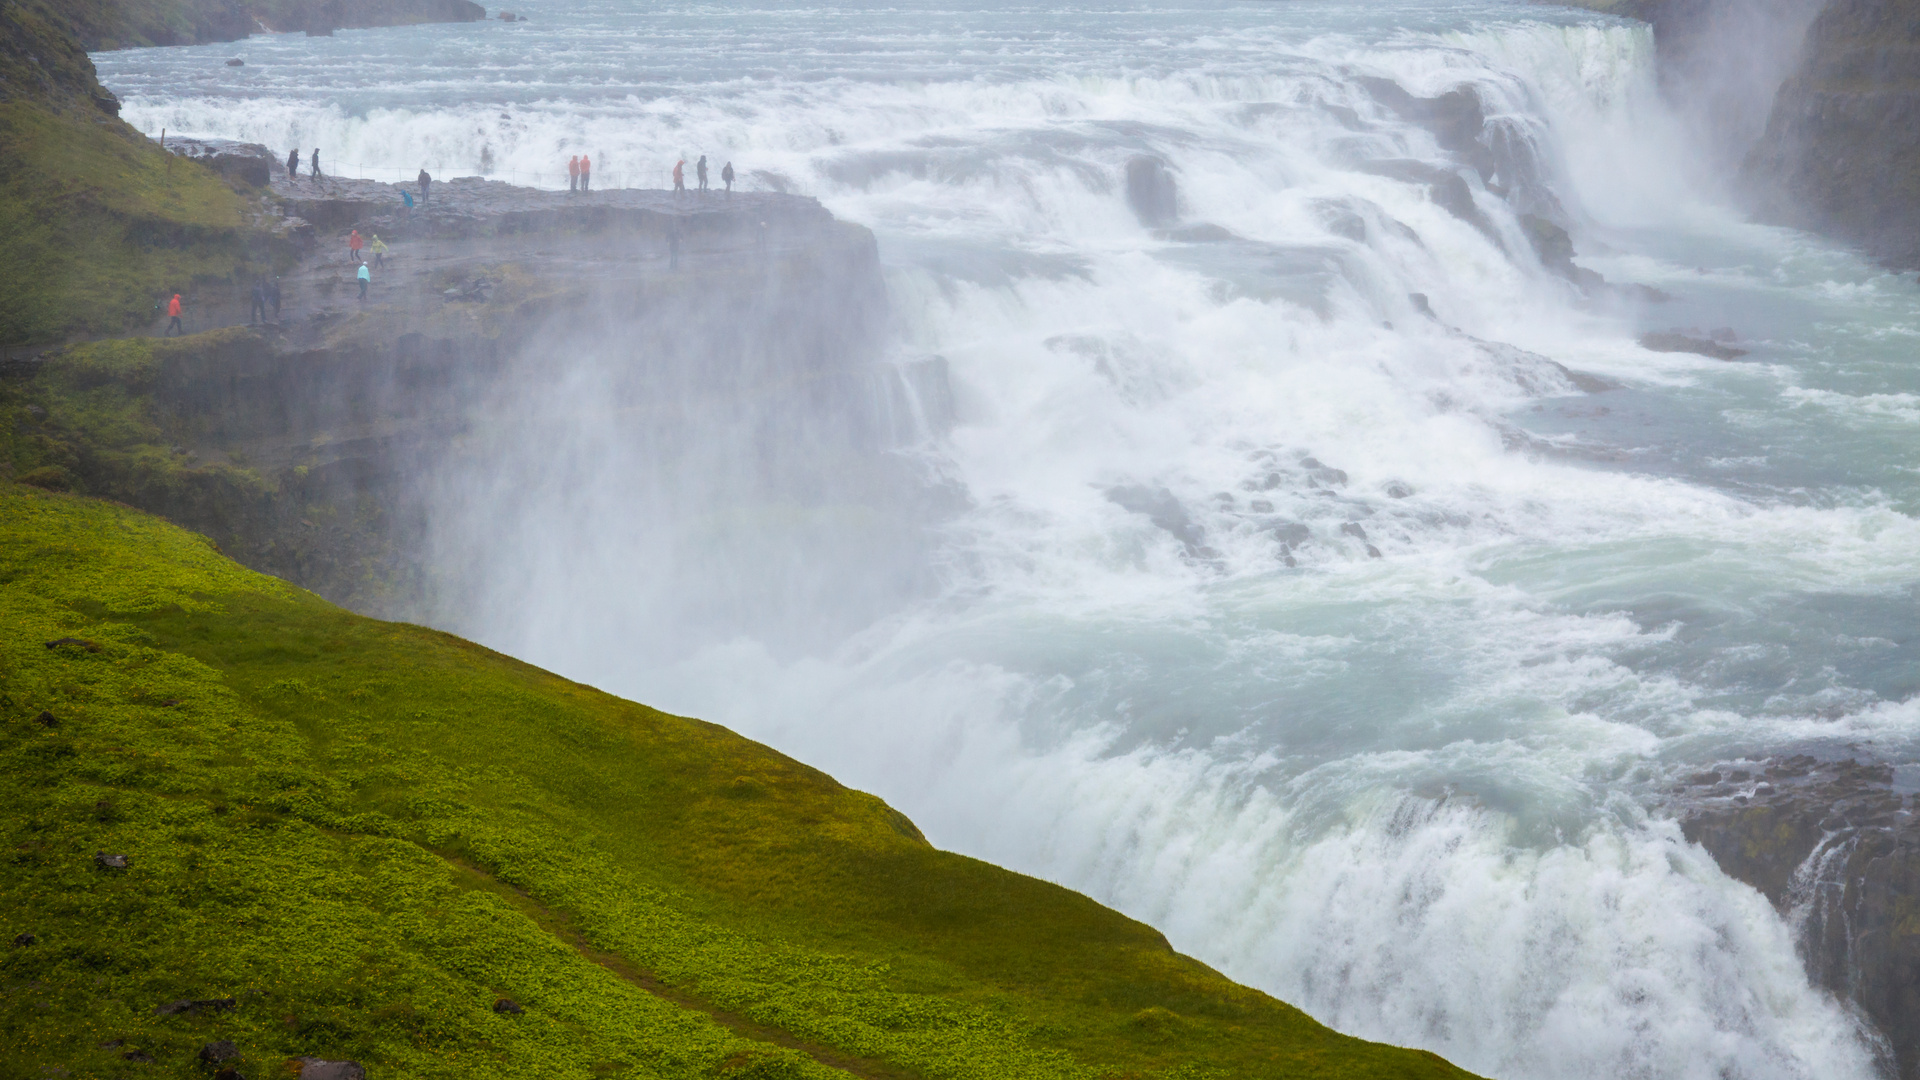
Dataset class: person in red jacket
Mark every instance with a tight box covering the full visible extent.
[672,158,685,194]
[164,293,183,337]
[568,155,579,192]
[579,153,591,193]
[348,229,364,263]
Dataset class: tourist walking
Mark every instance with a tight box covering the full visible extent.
[673,158,685,194]
[357,260,371,301]
[402,189,414,216]
[580,154,591,192]
[568,155,579,192]
[722,161,734,194]
[310,148,322,181]
[286,148,299,179]
[268,278,282,320]
[696,155,708,192]
[418,169,432,204]
[249,279,267,324]
[164,293,183,336]
[348,229,364,264]
[370,234,388,268]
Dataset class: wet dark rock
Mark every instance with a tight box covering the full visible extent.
[1356,159,1500,245]
[1340,522,1369,542]
[1639,331,1749,360]
[1107,485,1217,561]
[1301,458,1348,486]
[225,58,244,66]
[1356,77,1486,162]
[1669,755,1920,1078]
[95,853,129,870]
[13,932,34,946]
[1384,482,1414,499]
[1365,543,1383,558]
[123,1049,155,1062]
[155,997,235,1017]
[294,1058,366,1080]
[1519,213,1608,294]
[1266,521,1311,547]
[199,1040,239,1065]
[1407,293,1434,319]
[1125,155,1179,226]
[34,711,57,728]
[213,1069,250,1080]
[492,997,524,1015]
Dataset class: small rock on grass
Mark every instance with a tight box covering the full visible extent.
[12,932,34,946]
[199,1040,239,1065]
[295,1058,366,1080]
[155,997,235,1016]
[493,997,524,1015]
[95,852,130,870]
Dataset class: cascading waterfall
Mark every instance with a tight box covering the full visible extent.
[97,2,1920,1077]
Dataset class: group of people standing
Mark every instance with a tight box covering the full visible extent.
[568,154,592,191]
[671,154,734,195]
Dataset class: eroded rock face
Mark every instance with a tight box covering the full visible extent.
[1746,0,1920,269]
[157,135,274,187]
[1125,155,1178,226]
[1670,756,1919,1077]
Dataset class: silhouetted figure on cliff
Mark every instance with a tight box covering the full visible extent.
[580,153,591,192]
[310,148,322,181]
[418,169,432,204]
[673,159,685,194]
[722,161,734,193]
[568,155,579,192]
[249,280,267,324]
[697,155,708,192]
[286,148,299,179]
[268,278,282,320]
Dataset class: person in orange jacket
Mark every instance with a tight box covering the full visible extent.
[568,155,579,192]
[672,158,685,194]
[164,293,183,337]
[348,229,364,263]
[579,153,591,192]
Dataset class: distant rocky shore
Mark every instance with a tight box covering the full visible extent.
[70,0,487,51]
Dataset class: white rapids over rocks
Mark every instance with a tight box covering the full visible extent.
[98,2,1920,1077]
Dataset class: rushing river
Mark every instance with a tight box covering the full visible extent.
[96,3,1920,1077]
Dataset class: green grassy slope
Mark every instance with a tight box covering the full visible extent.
[0,484,1484,1080]
[0,0,280,347]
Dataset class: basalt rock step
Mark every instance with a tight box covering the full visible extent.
[1667,756,1920,1078]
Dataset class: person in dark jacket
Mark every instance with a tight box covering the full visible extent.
[267,277,282,321]
[310,148,322,180]
[696,155,708,192]
[418,169,431,204]
[287,148,299,179]
[249,279,267,324]
[721,161,734,193]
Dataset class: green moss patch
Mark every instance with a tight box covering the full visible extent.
[0,484,1482,1079]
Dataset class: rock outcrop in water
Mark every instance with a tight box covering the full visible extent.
[1669,757,1920,1078]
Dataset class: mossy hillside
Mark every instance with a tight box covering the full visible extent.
[0,484,1484,1080]
[0,0,287,347]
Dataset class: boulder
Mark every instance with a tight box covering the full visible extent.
[294,1058,366,1080]
[492,997,523,1014]
[199,1040,240,1065]
[12,932,34,946]
[154,996,235,1016]
[155,136,275,188]
[1670,755,1920,1079]
[1638,331,1748,360]
[95,852,130,870]
[1124,155,1178,226]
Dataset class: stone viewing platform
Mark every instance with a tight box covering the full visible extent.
[267,171,834,242]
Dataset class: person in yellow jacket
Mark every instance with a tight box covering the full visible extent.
[369,234,389,269]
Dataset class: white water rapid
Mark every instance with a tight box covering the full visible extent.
[97,3,1920,1077]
